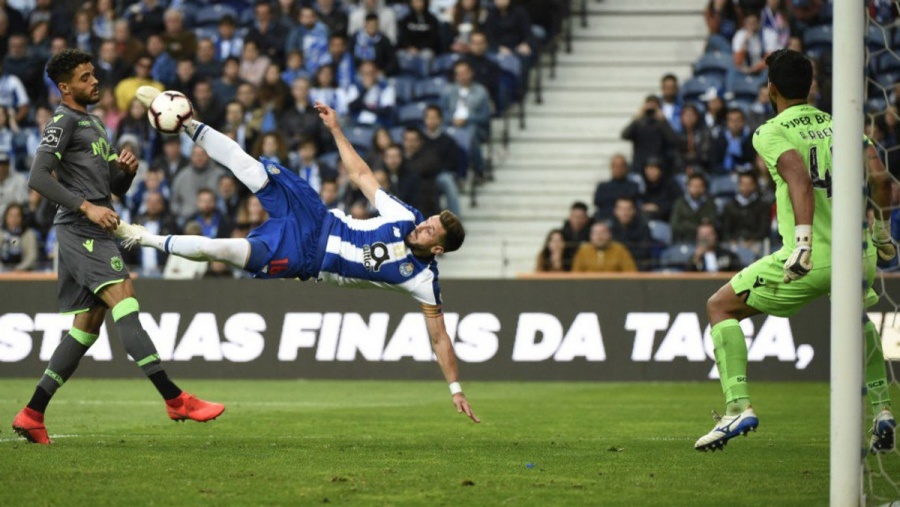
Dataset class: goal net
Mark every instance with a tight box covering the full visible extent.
[864,2,900,503]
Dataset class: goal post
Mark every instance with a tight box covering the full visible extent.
[831,0,866,504]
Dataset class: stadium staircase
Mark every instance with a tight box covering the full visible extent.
[438,0,708,278]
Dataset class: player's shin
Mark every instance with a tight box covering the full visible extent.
[27,329,97,413]
[712,319,750,415]
[112,297,182,400]
[189,122,267,193]
[865,319,891,415]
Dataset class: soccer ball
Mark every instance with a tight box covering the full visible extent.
[147,91,193,134]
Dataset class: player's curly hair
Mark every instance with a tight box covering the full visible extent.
[439,210,465,253]
[46,49,94,86]
[766,48,813,100]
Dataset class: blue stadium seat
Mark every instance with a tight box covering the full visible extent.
[239,7,256,27]
[391,3,410,19]
[710,174,738,197]
[627,172,646,194]
[875,71,900,91]
[396,101,429,126]
[866,96,888,113]
[389,126,406,143]
[397,52,431,78]
[673,173,688,192]
[660,243,696,269]
[705,34,733,54]
[192,27,218,41]
[682,76,719,103]
[317,151,340,169]
[893,29,900,49]
[391,76,416,104]
[445,125,474,173]
[868,25,888,52]
[727,73,763,102]
[693,52,734,81]
[820,1,833,23]
[195,4,238,27]
[648,220,672,246]
[492,52,523,114]
[803,25,833,57]
[731,246,758,268]
[344,125,376,153]
[430,53,460,77]
[878,52,900,75]
[413,76,448,103]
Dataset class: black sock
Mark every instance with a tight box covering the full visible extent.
[149,371,182,400]
[26,387,52,413]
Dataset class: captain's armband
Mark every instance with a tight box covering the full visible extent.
[421,304,443,318]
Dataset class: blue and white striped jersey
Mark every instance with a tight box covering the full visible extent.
[316,189,442,306]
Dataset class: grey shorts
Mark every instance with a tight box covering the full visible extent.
[56,221,129,314]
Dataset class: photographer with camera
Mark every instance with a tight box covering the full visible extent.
[621,95,679,177]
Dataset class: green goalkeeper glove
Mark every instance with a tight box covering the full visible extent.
[783,225,812,283]
[873,218,897,262]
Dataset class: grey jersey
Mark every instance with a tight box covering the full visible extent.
[36,104,118,224]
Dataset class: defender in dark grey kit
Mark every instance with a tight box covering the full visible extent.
[11,49,224,445]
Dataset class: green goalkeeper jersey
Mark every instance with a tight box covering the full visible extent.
[752,103,874,268]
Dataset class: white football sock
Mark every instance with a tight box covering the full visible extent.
[142,233,251,267]
[188,120,268,193]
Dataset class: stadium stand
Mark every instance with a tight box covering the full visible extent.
[438,0,707,278]
[0,0,566,278]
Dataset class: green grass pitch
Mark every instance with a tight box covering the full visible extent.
[1,379,898,506]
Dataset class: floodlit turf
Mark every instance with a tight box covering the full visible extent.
[0,380,898,506]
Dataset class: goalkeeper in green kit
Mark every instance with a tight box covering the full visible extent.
[695,48,897,452]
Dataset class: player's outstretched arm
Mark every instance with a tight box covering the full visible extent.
[424,308,480,423]
[315,102,381,206]
[777,149,815,283]
[866,144,897,261]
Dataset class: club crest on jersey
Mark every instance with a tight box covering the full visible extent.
[266,164,280,175]
[362,242,389,272]
[40,127,63,147]
[110,256,124,272]
[399,263,414,277]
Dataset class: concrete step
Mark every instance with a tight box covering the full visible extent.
[540,66,693,90]
[591,0,706,14]
[477,179,595,193]
[465,193,593,209]
[561,39,705,64]
[528,89,649,107]
[463,220,565,236]
[463,207,573,220]
[571,14,707,39]
[498,141,631,160]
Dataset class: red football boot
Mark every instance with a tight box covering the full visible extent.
[12,407,51,444]
[165,392,225,422]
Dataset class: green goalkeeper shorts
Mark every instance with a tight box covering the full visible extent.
[730,252,879,318]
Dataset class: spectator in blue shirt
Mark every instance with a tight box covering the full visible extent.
[286,6,330,74]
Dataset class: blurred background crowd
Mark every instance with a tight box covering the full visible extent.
[0,0,567,277]
[536,0,900,274]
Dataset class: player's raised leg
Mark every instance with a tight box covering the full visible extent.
[135,86,268,193]
[693,282,760,452]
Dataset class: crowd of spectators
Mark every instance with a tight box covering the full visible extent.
[536,0,872,274]
[0,0,568,276]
